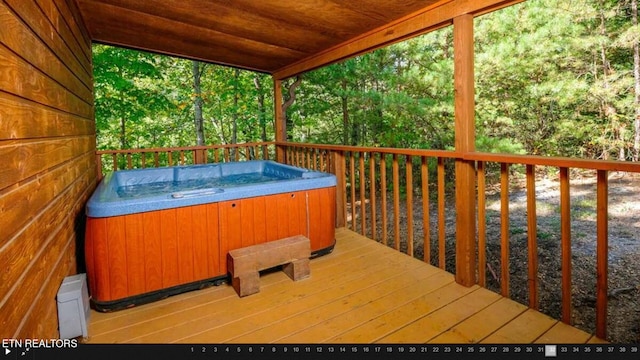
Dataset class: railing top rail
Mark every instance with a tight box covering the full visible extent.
[278,142,640,173]
[96,142,276,155]
[464,152,640,173]
[276,141,461,158]
[97,141,640,173]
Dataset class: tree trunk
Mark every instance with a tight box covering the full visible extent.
[341,78,350,145]
[120,115,126,150]
[598,1,618,160]
[282,75,303,141]
[633,0,640,161]
[192,61,206,146]
[210,117,228,144]
[351,77,361,146]
[254,75,267,143]
[230,69,240,159]
[118,67,127,149]
[232,68,239,146]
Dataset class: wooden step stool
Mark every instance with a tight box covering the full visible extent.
[227,235,311,297]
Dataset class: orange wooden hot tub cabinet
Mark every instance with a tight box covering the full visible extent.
[84,161,336,311]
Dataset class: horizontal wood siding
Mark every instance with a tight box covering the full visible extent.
[0,0,94,339]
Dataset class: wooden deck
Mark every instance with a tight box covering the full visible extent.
[85,228,606,344]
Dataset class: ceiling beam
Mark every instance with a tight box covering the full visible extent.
[272,0,524,79]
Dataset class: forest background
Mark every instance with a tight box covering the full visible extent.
[94,0,640,163]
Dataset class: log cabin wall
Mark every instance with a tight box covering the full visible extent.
[0,0,95,338]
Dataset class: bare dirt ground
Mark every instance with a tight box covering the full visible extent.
[349,171,640,343]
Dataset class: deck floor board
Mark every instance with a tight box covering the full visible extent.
[85,228,604,344]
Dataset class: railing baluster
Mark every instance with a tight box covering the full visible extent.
[359,152,366,236]
[349,152,356,232]
[312,149,318,171]
[112,154,117,171]
[526,164,539,310]
[500,162,510,298]
[168,152,173,167]
[477,161,486,287]
[596,169,608,339]
[127,153,132,169]
[369,152,377,242]
[300,147,305,167]
[393,154,400,251]
[141,153,146,168]
[380,154,388,247]
[154,152,159,167]
[437,157,445,269]
[406,155,414,257]
[331,150,347,228]
[560,166,572,324]
[421,156,430,264]
[324,152,330,179]
[180,151,185,165]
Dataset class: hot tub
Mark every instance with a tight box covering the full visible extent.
[85,160,336,311]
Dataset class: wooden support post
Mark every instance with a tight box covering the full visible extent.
[331,150,347,228]
[273,77,286,163]
[453,14,477,287]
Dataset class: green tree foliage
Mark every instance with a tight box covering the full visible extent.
[93,45,175,150]
[287,0,639,160]
[289,31,454,150]
[93,0,639,162]
[475,0,592,156]
[93,46,274,150]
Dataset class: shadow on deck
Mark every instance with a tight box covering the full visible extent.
[85,228,606,344]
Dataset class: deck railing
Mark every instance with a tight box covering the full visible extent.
[95,142,276,181]
[95,141,640,340]
[277,142,640,341]
[280,142,459,267]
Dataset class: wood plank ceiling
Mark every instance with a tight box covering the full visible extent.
[75,0,442,74]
